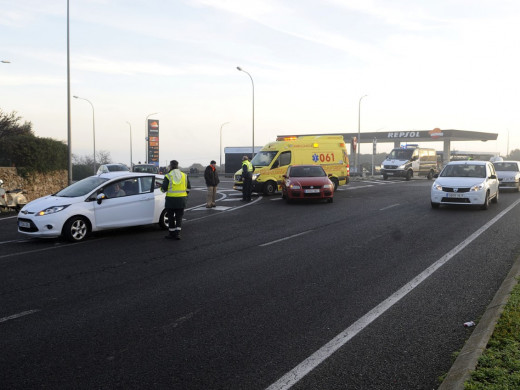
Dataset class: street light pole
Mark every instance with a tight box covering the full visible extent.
[73,95,96,174]
[236,66,255,158]
[220,122,230,168]
[145,112,158,164]
[126,121,133,169]
[357,94,367,176]
[66,0,72,184]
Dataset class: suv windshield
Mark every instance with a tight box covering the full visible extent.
[388,149,414,160]
[440,164,486,178]
[55,177,109,197]
[493,162,519,172]
[250,151,278,167]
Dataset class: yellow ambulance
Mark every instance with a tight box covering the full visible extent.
[233,135,350,195]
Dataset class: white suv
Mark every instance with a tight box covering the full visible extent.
[431,161,499,210]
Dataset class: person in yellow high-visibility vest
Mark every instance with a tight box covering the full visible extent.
[161,160,191,240]
[241,155,254,201]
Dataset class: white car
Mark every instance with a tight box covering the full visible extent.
[17,172,168,242]
[492,160,520,192]
[431,161,499,210]
[96,163,130,174]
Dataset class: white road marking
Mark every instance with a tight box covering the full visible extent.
[0,215,18,220]
[0,309,40,324]
[345,185,374,190]
[265,198,520,390]
[380,204,400,211]
[259,230,313,247]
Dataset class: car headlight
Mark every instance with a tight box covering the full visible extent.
[323,184,332,189]
[252,173,260,180]
[432,182,443,191]
[470,183,485,192]
[398,164,407,169]
[37,205,70,216]
[290,184,301,190]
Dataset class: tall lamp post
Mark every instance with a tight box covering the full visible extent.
[126,121,133,168]
[66,0,72,184]
[219,122,230,168]
[236,66,255,158]
[356,94,367,176]
[145,112,158,164]
[73,95,96,174]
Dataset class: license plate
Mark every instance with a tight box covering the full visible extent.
[19,221,30,228]
[304,189,320,194]
[446,193,464,198]
[387,172,394,175]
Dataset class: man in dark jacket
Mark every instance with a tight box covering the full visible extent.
[161,160,191,240]
[204,160,220,208]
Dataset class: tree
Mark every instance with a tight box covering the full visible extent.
[0,109,68,173]
[0,109,33,139]
[507,149,520,161]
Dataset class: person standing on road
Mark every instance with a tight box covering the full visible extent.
[204,160,220,208]
[241,155,254,202]
[161,160,190,240]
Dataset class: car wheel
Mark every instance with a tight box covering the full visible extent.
[517,182,520,192]
[263,181,277,196]
[491,189,499,204]
[427,170,434,180]
[481,192,490,210]
[405,170,413,181]
[159,209,168,229]
[431,202,440,209]
[330,178,339,191]
[328,197,334,203]
[63,216,89,242]
[382,174,388,180]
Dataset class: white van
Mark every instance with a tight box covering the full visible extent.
[381,145,438,180]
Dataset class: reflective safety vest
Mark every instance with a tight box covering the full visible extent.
[165,170,188,197]
[242,160,253,174]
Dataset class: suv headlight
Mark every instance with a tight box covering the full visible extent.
[37,205,70,216]
[432,183,442,191]
[252,173,260,180]
[470,183,485,192]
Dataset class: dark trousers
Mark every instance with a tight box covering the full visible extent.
[166,208,184,235]
[243,177,252,200]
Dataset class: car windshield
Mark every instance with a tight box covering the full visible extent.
[108,165,129,172]
[388,149,414,160]
[289,166,326,177]
[133,165,157,173]
[440,164,486,178]
[493,162,519,172]
[250,151,277,167]
[54,177,109,197]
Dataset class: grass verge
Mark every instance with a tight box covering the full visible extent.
[464,279,520,389]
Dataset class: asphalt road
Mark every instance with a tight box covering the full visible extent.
[1,176,520,389]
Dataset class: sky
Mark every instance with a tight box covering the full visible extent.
[1,0,519,167]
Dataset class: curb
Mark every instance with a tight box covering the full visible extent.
[438,254,520,389]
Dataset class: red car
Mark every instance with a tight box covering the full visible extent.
[281,165,334,203]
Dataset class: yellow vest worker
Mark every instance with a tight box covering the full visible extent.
[160,160,191,240]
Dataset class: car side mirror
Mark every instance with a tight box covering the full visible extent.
[433,173,439,178]
[282,175,287,179]
[489,174,497,180]
[328,173,333,177]
[96,193,106,204]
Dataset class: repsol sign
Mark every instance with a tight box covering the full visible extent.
[387,131,422,138]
